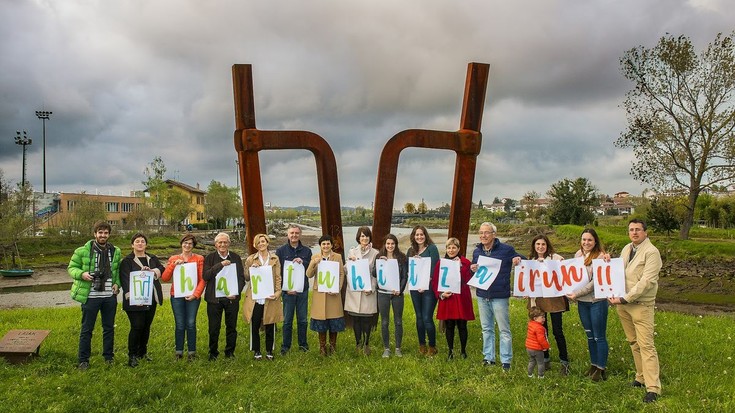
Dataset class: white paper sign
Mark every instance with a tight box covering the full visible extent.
[346,259,372,292]
[376,259,400,292]
[249,265,275,300]
[468,256,502,290]
[173,262,198,298]
[215,264,239,298]
[436,258,461,294]
[316,260,340,294]
[281,260,306,293]
[129,270,154,305]
[408,257,431,291]
[593,258,626,299]
[513,257,588,298]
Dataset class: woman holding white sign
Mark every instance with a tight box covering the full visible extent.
[525,234,570,376]
[119,233,164,368]
[161,234,205,361]
[306,234,346,356]
[243,234,283,361]
[566,228,609,382]
[407,225,440,357]
[374,233,408,358]
[432,237,474,360]
[344,226,379,355]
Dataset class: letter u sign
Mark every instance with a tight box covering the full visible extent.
[233,63,489,256]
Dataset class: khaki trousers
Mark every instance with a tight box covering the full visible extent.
[616,302,661,394]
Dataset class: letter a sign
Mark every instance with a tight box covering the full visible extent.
[215,264,238,298]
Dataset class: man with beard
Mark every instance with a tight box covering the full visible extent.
[68,221,122,370]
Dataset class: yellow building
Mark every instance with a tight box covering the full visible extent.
[164,180,207,225]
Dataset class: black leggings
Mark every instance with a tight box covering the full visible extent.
[353,316,373,346]
[543,312,568,363]
[445,319,468,352]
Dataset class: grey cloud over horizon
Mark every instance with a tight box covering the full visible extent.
[1,0,733,210]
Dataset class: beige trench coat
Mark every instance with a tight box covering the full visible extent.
[242,252,283,325]
[306,252,345,320]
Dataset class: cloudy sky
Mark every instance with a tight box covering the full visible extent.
[1,0,732,209]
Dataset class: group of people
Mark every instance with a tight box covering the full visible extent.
[67,218,663,403]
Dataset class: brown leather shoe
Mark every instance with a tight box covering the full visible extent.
[427,346,438,357]
[590,367,602,382]
[419,344,427,355]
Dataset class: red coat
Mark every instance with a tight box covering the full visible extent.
[432,255,475,321]
[525,320,550,351]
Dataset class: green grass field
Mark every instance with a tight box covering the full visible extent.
[1,298,732,412]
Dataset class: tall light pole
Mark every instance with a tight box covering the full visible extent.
[35,110,52,193]
[14,130,32,189]
[235,159,240,191]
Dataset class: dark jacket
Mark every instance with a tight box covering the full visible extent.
[119,253,165,311]
[275,241,313,292]
[471,239,523,299]
[203,251,245,303]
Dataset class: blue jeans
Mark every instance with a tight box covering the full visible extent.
[577,300,609,369]
[477,297,512,364]
[281,291,309,351]
[410,290,437,347]
[78,295,117,363]
[170,297,201,353]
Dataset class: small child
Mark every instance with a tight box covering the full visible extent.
[526,307,551,378]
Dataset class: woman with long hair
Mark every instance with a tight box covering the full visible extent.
[567,228,609,381]
[407,225,440,356]
[375,233,408,358]
[526,234,569,375]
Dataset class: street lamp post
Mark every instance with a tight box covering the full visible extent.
[14,130,32,189]
[35,110,52,193]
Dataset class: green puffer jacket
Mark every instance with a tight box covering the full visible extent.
[68,240,122,304]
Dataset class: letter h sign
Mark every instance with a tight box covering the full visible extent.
[233,63,489,256]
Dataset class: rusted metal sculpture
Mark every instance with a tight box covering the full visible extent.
[233,62,489,257]
[232,64,344,256]
[371,63,489,253]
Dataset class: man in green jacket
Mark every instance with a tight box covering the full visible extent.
[68,221,122,370]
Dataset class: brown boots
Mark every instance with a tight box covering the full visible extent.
[319,332,328,356]
[329,332,337,355]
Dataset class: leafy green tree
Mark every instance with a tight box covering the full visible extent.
[615,32,735,240]
[417,200,428,214]
[647,197,681,236]
[404,202,416,214]
[62,192,107,237]
[0,171,34,268]
[143,156,168,230]
[206,180,241,229]
[164,189,195,230]
[547,178,598,225]
[521,191,544,223]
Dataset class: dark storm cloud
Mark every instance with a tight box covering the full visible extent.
[0,0,732,208]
